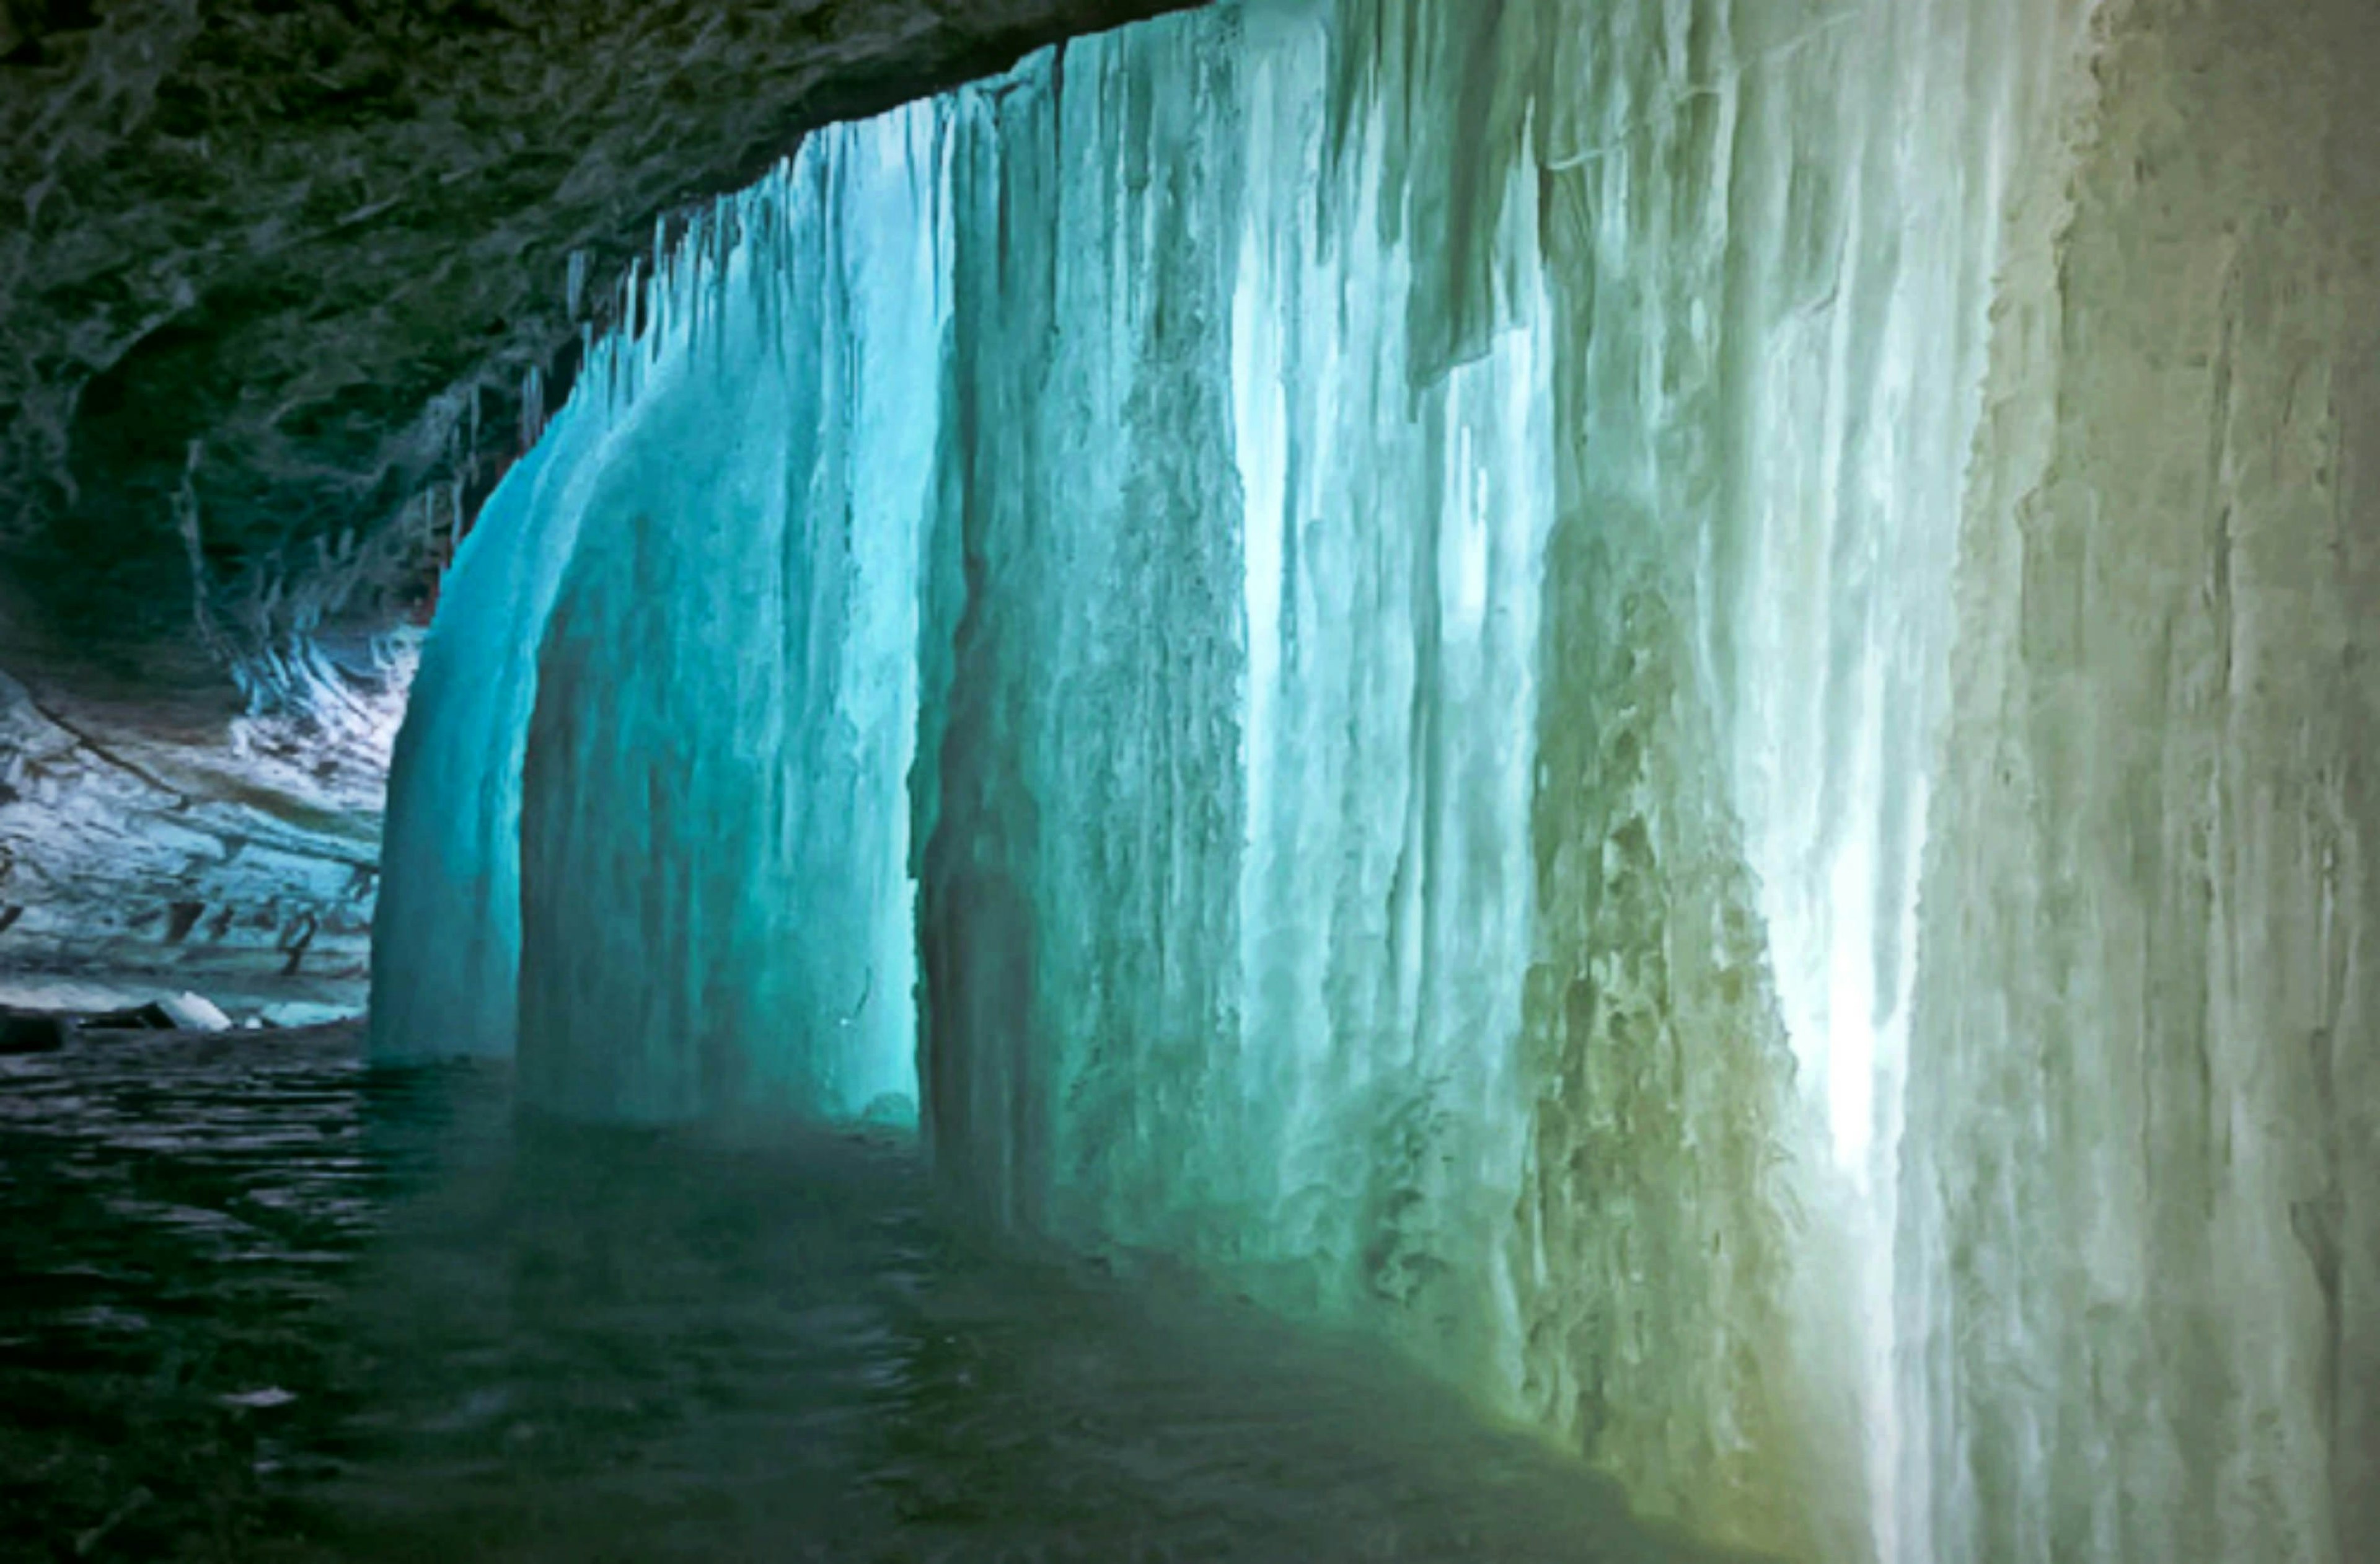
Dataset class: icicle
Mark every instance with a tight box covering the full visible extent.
[519,364,545,451]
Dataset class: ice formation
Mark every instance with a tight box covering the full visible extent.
[374,1,2380,1560]
[374,110,944,1121]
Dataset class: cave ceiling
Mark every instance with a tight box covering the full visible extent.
[0,0,1194,678]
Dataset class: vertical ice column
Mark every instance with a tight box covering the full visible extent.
[376,110,945,1122]
[917,4,1557,1387]
[1508,1,1843,1544]
[517,112,946,1122]
[917,15,1251,1227]
[371,395,613,1060]
[1685,1,2096,1554]
[1896,0,2380,1558]
[1229,0,1552,1382]
[371,224,710,1067]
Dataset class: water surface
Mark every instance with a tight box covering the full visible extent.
[1,1028,1756,1562]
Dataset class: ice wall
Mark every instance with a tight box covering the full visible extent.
[371,434,572,1059]
[1893,0,2380,1558]
[915,1,2090,1555]
[913,17,1250,1227]
[374,0,2380,1558]
[373,110,945,1120]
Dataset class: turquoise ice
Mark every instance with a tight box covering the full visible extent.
[373,3,2374,1561]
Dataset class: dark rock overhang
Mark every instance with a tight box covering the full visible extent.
[0,0,1200,678]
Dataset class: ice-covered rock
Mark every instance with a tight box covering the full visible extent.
[0,660,387,1000]
[154,992,231,1033]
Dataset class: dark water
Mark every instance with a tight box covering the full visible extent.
[1,1029,1752,1563]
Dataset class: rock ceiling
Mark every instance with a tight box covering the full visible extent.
[0,0,1193,671]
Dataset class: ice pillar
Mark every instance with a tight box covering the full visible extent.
[374,109,946,1121]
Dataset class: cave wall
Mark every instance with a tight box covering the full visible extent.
[0,652,389,1005]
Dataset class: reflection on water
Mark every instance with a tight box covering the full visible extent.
[2,1029,1756,1563]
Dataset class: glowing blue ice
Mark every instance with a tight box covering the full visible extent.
[374,4,2373,1562]
[374,108,946,1123]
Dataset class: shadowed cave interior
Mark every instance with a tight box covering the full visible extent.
[6,1,2380,1560]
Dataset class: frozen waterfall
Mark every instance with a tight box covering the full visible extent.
[373,1,2380,1561]
[372,108,945,1120]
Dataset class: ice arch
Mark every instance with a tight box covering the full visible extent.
[374,1,2380,1561]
